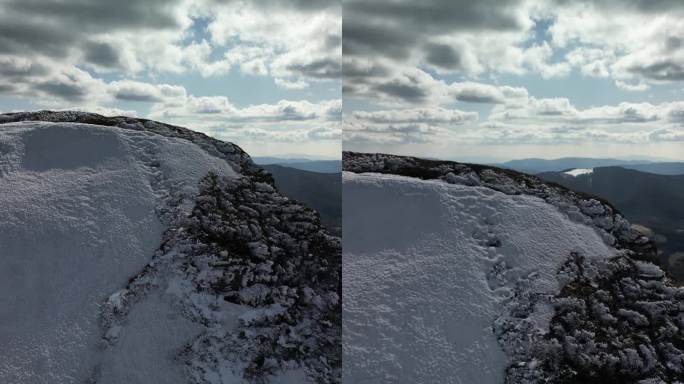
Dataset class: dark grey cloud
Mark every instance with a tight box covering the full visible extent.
[3,0,184,31]
[665,36,683,51]
[424,43,462,70]
[537,109,567,116]
[0,0,184,69]
[668,106,684,123]
[35,81,87,101]
[342,20,417,60]
[374,81,428,104]
[455,93,499,104]
[0,19,76,57]
[0,84,16,94]
[345,0,525,34]
[112,90,161,103]
[648,128,684,141]
[619,106,659,122]
[325,33,342,50]
[342,84,359,95]
[620,0,684,11]
[353,108,477,125]
[0,61,48,78]
[286,58,341,80]
[343,60,390,79]
[278,105,318,121]
[342,0,530,104]
[194,106,224,114]
[626,60,684,81]
[83,42,122,69]
[0,0,342,92]
[210,0,338,12]
[553,0,684,13]
[343,0,525,61]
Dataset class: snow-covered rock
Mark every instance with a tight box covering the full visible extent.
[342,151,682,384]
[0,111,341,384]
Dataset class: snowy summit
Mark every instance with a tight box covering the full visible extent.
[342,152,683,384]
[0,111,341,384]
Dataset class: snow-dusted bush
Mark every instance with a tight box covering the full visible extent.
[502,252,684,384]
[163,173,341,382]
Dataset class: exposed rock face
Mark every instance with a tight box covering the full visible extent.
[0,111,341,383]
[344,151,683,384]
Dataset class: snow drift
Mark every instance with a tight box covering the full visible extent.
[342,152,683,384]
[0,111,341,384]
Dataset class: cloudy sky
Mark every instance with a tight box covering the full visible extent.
[343,0,684,162]
[0,0,341,158]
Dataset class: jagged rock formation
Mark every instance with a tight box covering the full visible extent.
[0,111,340,383]
[343,151,683,384]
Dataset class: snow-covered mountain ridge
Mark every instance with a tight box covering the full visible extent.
[343,151,657,263]
[343,151,683,383]
[0,111,341,384]
[0,110,264,179]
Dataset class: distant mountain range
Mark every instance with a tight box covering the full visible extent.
[623,162,684,175]
[539,166,684,281]
[500,157,684,175]
[253,156,342,173]
[261,164,341,236]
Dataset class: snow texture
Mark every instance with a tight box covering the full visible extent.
[342,152,683,384]
[0,111,341,384]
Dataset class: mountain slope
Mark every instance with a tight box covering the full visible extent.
[342,152,683,384]
[0,111,341,384]
[622,162,684,175]
[538,167,684,280]
[279,161,341,173]
[500,157,649,174]
[253,157,342,173]
[261,164,341,235]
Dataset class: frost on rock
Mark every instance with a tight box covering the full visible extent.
[500,252,684,384]
[180,174,341,383]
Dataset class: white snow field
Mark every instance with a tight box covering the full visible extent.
[342,172,614,384]
[0,122,235,383]
[563,168,593,177]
